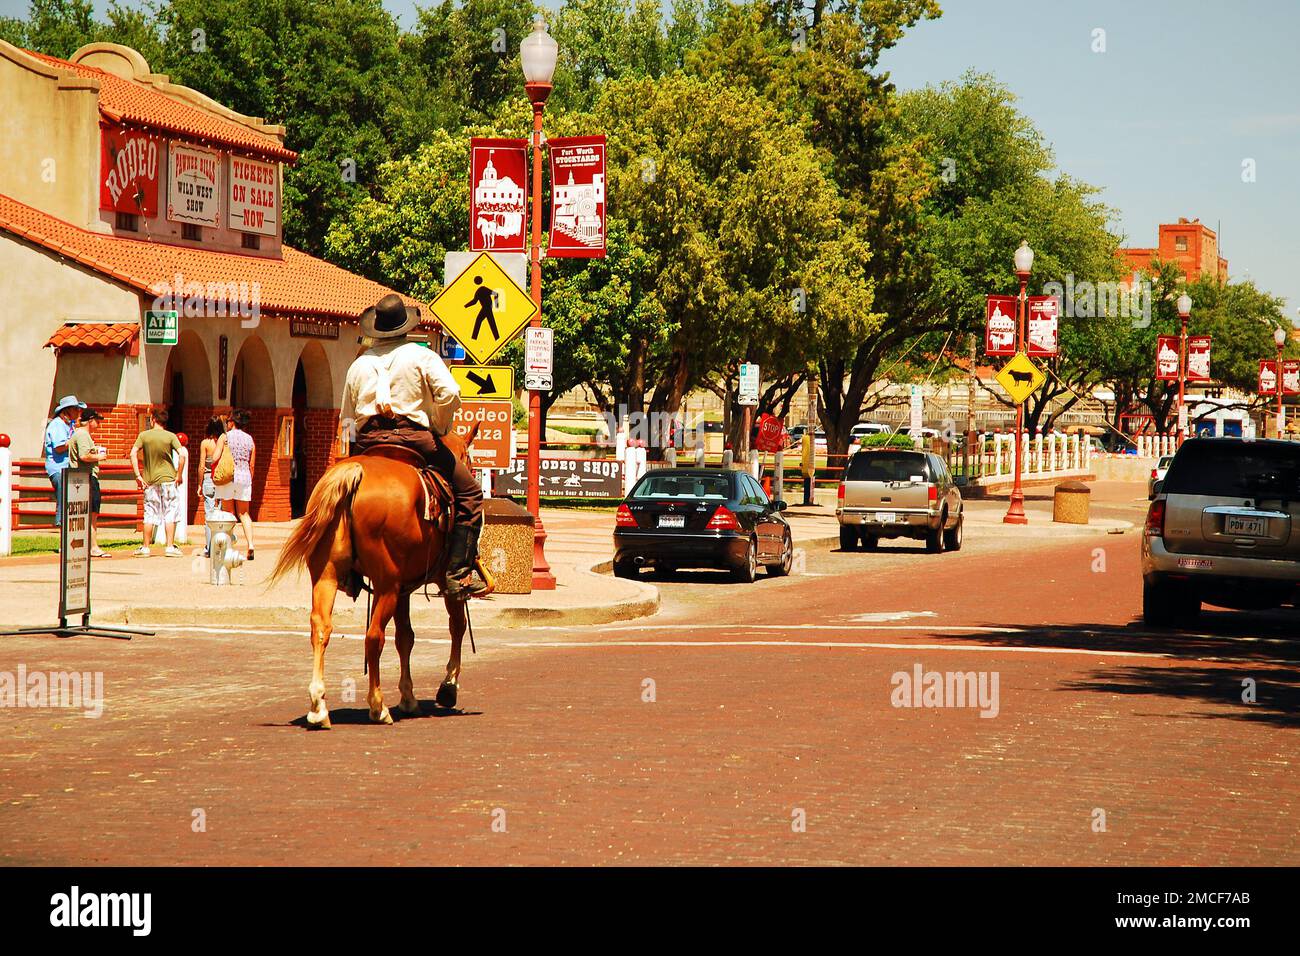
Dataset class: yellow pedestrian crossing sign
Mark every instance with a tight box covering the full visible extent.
[451,364,514,401]
[431,252,537,365]
[995,351,1047,405]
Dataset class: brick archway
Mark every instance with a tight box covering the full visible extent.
[292,341,337,518]
[229,336,282,520]
[162,331,214,521]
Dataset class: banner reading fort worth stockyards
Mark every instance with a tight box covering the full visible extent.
[469,137,528,253]
[547,134,606,258]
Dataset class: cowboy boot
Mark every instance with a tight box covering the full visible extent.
[444,522,487,600]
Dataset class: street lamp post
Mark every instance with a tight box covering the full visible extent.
[521,16,558,589]
[1003,241,1033,525]
[1274,325,1287,439]
[1176,292,1192,445]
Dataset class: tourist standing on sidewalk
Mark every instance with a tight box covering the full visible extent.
[68,408,109,557]
[130,406,183,557]
[197,416,228,557]
[43,395,84,526]
[216,410,256,561]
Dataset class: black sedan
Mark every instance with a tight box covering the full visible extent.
[613,468,793,582]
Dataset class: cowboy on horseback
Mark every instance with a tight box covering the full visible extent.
[341,293,486,600]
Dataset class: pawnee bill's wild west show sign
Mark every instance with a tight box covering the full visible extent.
[168,143,221,226]
[548,134,606,258]
[470,138,528,253]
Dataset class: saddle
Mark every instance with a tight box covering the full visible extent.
[361,445,455,533]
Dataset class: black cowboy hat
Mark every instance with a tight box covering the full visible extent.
[359,294,421,340]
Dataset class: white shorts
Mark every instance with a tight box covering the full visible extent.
[143,482,180,525]
[215,478,252,502]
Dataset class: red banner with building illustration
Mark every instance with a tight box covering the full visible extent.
[1186,335,1212,382]
[548,135,606,258]
[469,137,527,253]
[99,123,160,216]
[1026,295,1059,357]
[1265,359,1300,395]
[984,295,1016,356]
[1155,336,1180,381]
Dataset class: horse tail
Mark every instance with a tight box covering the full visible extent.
[267,460,365,586]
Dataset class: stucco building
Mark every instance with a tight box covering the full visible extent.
[0,40,429,521]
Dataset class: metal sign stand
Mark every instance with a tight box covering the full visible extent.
[0,470,152,640]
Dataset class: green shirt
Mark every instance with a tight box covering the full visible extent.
[132,426,181,485]
[68,427,100,478]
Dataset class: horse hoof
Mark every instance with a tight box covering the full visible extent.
[306,709,331,730]
[435,681,458,709]
[370,707,393,725]
[397,698,421,716]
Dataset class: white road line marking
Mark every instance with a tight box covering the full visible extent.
[500,639,1171,659]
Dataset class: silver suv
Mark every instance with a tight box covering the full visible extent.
[1142,438,1300,626]
[837,449,963,552]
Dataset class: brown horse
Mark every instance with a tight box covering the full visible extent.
[268,425,491,728]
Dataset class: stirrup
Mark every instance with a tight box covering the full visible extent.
[444,570,488,601]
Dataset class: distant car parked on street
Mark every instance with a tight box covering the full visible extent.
[1147,454,1174,499]
[850,422,892,440]
[613,468,793,582]
[836,448,963,552]
[1142,438,1300,626]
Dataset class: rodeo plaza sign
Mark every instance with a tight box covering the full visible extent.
[492,457,624,499]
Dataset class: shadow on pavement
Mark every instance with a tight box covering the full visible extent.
[927,608,1300,729]
[280,703,482,728]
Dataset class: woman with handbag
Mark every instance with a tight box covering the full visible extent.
[204,416,237,556]
[215,410,256,560]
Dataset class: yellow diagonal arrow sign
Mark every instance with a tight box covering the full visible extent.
[450,364,514,401]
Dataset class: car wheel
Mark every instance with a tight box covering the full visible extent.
[942,513,963,552]
[732,537,759,583]
[860,530,879,551]
[613,560,639,579]
[925,511,947,554]
[1143,579,1200,627]
[767,530,793,577]
[839,525,858,552]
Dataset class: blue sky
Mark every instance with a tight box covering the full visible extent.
[4,0,1296,318]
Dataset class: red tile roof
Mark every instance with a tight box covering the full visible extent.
[1,193,429,322]
[27,49,296,163]
[45,322,139,353]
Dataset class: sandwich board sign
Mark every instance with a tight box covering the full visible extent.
[431,252,537,364]
[144,310,178,346]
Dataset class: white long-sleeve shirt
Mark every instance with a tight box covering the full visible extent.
[340,340,461,436]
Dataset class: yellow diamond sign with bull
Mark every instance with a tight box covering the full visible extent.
[996,351,1046,405]
[430,252,538,365]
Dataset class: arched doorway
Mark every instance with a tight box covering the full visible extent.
[291,341,334,518]
[161,332,214,519]
[228,336,277,519]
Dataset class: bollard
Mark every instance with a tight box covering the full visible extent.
[1052,480,1091,525]
[0,434,11,557]
[207,509,244,584]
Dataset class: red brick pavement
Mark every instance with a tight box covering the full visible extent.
[0,526,1295,866]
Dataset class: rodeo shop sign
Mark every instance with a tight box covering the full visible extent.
[493,458,623,499]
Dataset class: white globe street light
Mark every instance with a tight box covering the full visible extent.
[520,16,558,86]
[1013,240,1034,277]
[1176,293,1192,318]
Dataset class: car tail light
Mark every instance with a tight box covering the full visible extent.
[837,482,845,502]
[707,506,740,530]
[1150,468,1158,479]
[928,484,938,503]
[615,503,637,528]
[1145,499,1166,537]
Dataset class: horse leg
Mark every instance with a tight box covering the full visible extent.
[437,593,467,709]
[366,588,398,724]
[394,593,420,716]
[306,570,338,728]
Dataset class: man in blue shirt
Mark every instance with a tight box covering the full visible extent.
[44,395,84,525]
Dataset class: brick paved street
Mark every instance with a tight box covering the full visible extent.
[2,491,1295,866]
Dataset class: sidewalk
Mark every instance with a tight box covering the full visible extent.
[0,481,1140,631]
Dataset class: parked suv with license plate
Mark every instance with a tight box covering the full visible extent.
[1142,438,1300,626]
[836,449,963,552]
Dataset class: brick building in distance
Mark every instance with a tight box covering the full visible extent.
[1119,217,1229,284]
[0,40,434,523]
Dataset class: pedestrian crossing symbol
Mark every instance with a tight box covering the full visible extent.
[430,252,537,365]
[995,351,1047,405]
